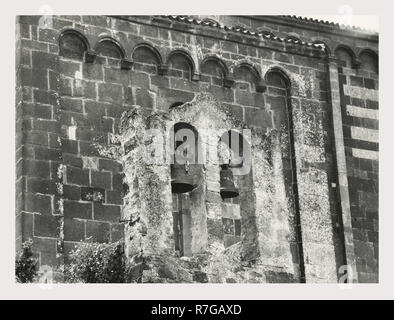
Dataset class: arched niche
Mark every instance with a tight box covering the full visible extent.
[266,70,290,88]
[59,29,89,61]
[171,122,200,165]
[233,63,265,92]
[218,129,246,248]
[334,45,356,68]
[200,56,228,86]
[132,43,163,74]
[359,49,378,74]
[219,129,246,164]
[218,129,259,257]
[167,49,196,80]
[262,68,303,275]
[95,37,125,60]
[170,121,204,256]
[265,68,291,131]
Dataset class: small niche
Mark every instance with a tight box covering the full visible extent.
[59,31,87,60]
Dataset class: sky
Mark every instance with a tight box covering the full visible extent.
[308,15,379,32]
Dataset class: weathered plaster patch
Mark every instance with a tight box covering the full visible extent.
[252,129,296,274]
[82,157,98,170]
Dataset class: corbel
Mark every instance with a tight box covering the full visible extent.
[158,64,169,75]
[191,72,201,82]
[223,76,235,88]
[352,59,362,69]
[256,79,268,93]
[121,58,134,70]
[84,49,97,63]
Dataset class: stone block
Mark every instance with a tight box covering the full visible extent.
[26,177,57,195]
[63,184,81,201]
[21,212,34,240]
[91,170,112,189]
[66,166,89,186]
[24,193,52,215]
[73,79,97,99]
[63,200,92,219]
[20,67,48,89]
[63,154,83,168]
[22,159,50,179]
[106,190,123,205]
[33,119,61,134]
[364,78,375,90]
[34,214,60,238]
[244,108,273,129]
[79,141,101,157]
[82,63,103,81]
[93,203,121,222]
[60,97,83,113]
[59,60,81,78]
[86,220,110,243]
[64,218,85,242]
[140,24,159,37]
[98,82,123,104]
[110,223,124,242]
[98,158,122,173]
[32,51,58,70]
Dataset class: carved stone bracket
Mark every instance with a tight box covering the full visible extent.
[191,72,201,81]
[158,64,169,75]
[121,58,134,70]
[223,76,235,88]
[352,59,362,69]
[84,49,97,63]
[256,79,267,93]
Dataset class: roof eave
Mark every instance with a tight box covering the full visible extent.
[248,15,379,42]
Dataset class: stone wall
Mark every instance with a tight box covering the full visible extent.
[15,15,378,282]
[336,49,379,282]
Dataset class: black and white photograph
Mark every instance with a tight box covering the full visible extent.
[3,0,394,307]
[13,12,380,285]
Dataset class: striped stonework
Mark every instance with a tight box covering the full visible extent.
[346,105,378,120]
[352,148,378,161]
[343,85,379,102]
[350,126,378,143]
[338,65,379,283]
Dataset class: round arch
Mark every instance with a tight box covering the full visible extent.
[94,36,126,59]
[58,28,90,60]
[166,48,197,75]
[264,66,292,89]
[334,44,357,67]
[200,55,230,78]
[132,42,163,65]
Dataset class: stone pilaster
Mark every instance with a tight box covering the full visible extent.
[327,56,358,282]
